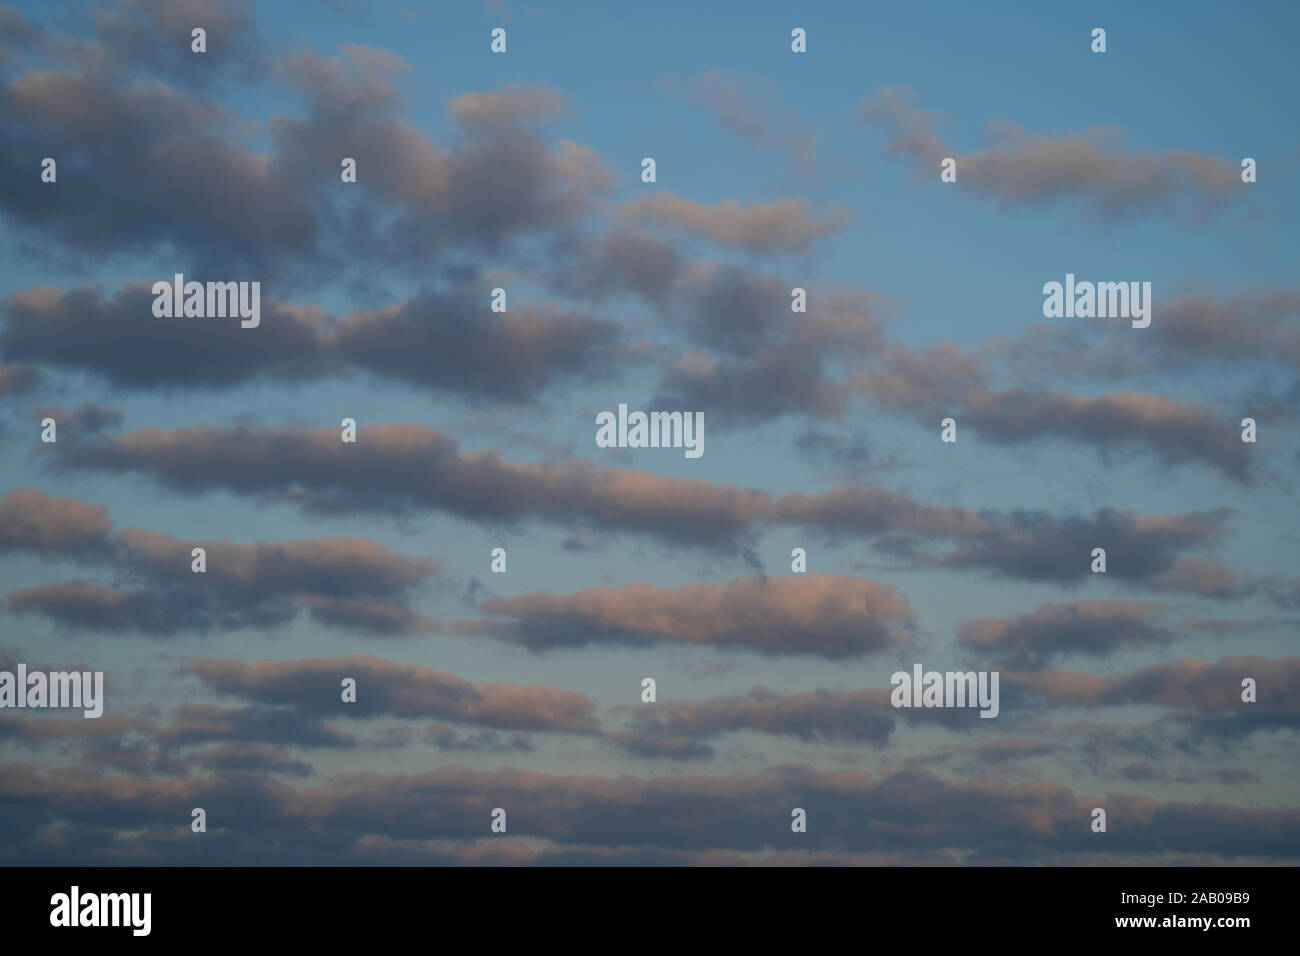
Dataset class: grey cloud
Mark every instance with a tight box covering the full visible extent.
[480,575,914,657]
[860,86,1245,222]
[958,600,1171,669]
[190,654,599,732]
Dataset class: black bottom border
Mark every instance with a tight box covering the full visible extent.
[1,866,1287,942]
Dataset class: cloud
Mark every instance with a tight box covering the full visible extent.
[958,600,1171,668]
[613,685,899,752]
[939,507,1233,583]
[674,264,883,362]
[860,86,1245,221]
[425,724,534,754]
[56,422,782,545]
[772,484,991,539]
[1147,558,1247,599]
[961,390,1252,480]
[0,489,112,554]
[51,425,1232,581]
[545,231,686,306]
[856,344,1254,479]
[1002,287,1300,382]
[155,702,357,749]
[190,654,599,732]
[650,264,885,423]
[691,70,817,172]
[29,402,123,439]
[976,739,1060,762]
[1149,288,1300,368]
[1,284,330,389]
[0,66,315,274]
[657,345,852,423]
[1,761,1297,864]
[1001,656,1300,737]
[794,428,876,473]
[0,32,610,283]
[0,278,632,402]
[480,574,914,657]
[0,490,441,636]
[331,285,629,401]
[607,676,1013,757]
[559,252,891,425]
[269,70,611,269]
[92,0,266,88]
[0,362,38,398]
[449,85,566,128]
[0,714,142,745]
[7,582,226,635]
[617,194,849,255]
[190,743,315,777]
[604,732,716,760]
[278,43,407,111]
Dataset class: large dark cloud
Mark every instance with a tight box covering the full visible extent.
[0,66,316,274]
[0,26,612,284]
[267,61,611,273]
